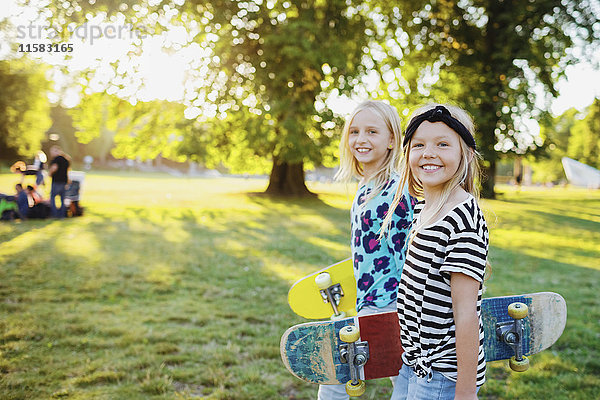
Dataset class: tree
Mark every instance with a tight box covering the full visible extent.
[531,98,600,183]
[68,93,120,164]
[567,98,600,169]
[47,105,86,163]
[0,58,51,161]
[45,0,373,196]
[532,107,578,183]
[373,0,599,197]
[69,92,190,163]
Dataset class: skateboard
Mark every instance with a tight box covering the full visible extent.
[281,292,566,396]
[288,258,357,320]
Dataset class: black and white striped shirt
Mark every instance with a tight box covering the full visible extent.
[397,194,488,386]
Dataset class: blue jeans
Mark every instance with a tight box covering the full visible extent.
[391,364,469,400]
[50,182,67,218]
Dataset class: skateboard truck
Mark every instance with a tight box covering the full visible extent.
[496,302,530,372]
[338,325,369,397]
[315,272,346,320]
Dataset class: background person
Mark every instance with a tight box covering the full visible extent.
[48,145,71,218]
[15,184,29,220]
[33,150,48,188]
[26,185,51,219]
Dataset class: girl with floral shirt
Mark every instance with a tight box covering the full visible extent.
[318,100,414,400]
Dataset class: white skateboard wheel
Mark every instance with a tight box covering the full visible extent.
[330,311,346,321]
[315,272,333,289]
[339,325,360,343]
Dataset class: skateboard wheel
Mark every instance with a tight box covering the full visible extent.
[509,355,530,372]
[339,325,360,343]
[345,379,366,397]
[330,311,347,321]
[315,272,333,289]
[508,302,529,319]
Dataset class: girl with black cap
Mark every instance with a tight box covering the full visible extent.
[382,103,489,400]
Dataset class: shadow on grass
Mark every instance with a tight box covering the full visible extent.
[526,209,600,232]
[0,195,353,398]
[486,244,600,375]
[3,187,599,399]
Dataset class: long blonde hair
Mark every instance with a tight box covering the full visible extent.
[381,103,482,238]
[335,100,404,203]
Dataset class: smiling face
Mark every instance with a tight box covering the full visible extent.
[408,121,464,197]
[347,109,394,178]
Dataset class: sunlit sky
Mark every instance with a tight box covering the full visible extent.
[2,0,599,120]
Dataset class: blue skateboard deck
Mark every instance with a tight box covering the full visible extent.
[281,292,566,385]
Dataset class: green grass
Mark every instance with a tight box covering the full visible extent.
[1,172,599,399]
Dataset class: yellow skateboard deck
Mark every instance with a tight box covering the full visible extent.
[288,258,357,319]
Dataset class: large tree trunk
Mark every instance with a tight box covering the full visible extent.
[481,161,496,199]
[478,114,498,199]
[265,157,315,197]
[478,97,499,199]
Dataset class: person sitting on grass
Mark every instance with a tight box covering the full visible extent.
[25,185,52,219]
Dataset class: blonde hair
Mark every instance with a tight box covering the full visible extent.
[335,100,404,203]
[381,103,482,238]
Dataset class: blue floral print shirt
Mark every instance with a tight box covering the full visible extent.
[351,174,415,311]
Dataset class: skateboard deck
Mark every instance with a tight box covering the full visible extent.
[288,258,357,319]
[281,292,566,386]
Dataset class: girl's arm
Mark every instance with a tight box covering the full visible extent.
[451,272,480,400]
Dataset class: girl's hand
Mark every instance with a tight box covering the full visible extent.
[454,382,478,400]
[454,394,478,400]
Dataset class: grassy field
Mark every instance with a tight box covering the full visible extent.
[1,172,599,400]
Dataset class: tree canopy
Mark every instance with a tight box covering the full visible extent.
[533,98,600,183]
[371,0,599,197]
[36,0,600,196]
[0,58,51,161]
[567,99,600,169]
[46,0,375,195]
